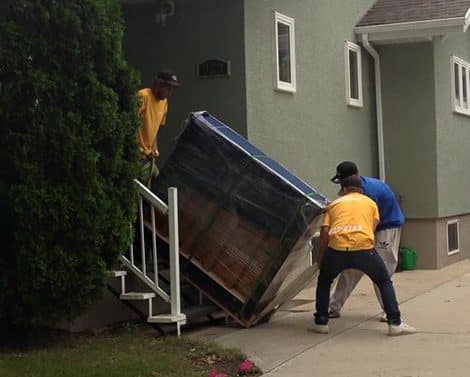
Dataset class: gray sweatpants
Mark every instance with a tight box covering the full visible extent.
[329,227,402,312]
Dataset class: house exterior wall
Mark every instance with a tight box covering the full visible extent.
[379,42,442,268]
[400,219,438,269]
[243,0,377,199]
[121,0,247,165]
[120,1,469,270]
[379,43,438,219]
[380,38,470,268]
[435,215,470,268]
[433,32,470,218]
[430,32,470,268]
[402,215,470,269]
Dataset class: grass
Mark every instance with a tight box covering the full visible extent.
[0,324,262,377]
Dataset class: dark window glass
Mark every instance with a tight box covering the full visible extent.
[462,66,467,107]
[277,23,291,83]
[454,63,460,102]
[448,222,459,252]
[349,49,359,99]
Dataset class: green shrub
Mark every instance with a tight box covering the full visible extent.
[0,0,140,324]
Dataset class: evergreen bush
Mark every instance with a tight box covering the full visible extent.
[0,0,140,324]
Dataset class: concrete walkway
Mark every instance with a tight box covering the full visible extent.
[192,259,470,376]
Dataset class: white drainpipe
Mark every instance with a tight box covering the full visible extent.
[362,33,386,181]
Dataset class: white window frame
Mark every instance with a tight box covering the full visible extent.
[345,41,363,107]
[451,56,470,116]
[274,11,296,93]
[446,219,460,255]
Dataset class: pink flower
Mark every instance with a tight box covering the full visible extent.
[239,359,254,372]
[208,369,228,377]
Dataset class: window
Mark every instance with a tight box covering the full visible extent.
[274,12,296,93]
[345,41,363,107]
[447,219,460,255]
[452,56,470,115]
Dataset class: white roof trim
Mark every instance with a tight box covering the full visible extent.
[355,17,465,34]
[355,16,470,44]
[464,8,470,32]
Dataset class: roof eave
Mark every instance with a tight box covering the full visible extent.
[355,16,468,44]
[464,7,470,31]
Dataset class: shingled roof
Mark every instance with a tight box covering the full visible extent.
[357,0,470,27]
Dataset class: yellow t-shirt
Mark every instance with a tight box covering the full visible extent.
[322,192,379,251]
[137,88,168,158]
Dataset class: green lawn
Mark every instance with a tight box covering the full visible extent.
[0,326,259,377]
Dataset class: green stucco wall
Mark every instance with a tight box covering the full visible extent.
[243,0,377,199]
[433,33,470,217]
[121,0,247,165]
[380,43,438,218]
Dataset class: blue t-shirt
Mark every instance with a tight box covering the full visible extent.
[361,176,404,231]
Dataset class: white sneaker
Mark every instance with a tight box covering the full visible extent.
[380,313,388,323]
[388,322,416,336]
[311,323,329,334]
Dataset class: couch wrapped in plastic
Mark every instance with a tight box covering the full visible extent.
[152,111,328,327]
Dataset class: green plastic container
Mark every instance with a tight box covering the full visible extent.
[399,247,417,270]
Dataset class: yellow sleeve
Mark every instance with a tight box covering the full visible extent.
[161,100,168,126]
[322,210,330,227]
[372,203,380,224]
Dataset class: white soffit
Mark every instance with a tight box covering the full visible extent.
[355,14,470,44]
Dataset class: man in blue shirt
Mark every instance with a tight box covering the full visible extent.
[328,161,405,321]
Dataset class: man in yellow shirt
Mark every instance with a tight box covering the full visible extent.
[137,70,180,186]
[312,176,415,336]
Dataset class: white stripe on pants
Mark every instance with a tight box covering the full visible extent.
[329,227,401,312]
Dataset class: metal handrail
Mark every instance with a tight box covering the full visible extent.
[133,179,168,214]
[120,181,183,334]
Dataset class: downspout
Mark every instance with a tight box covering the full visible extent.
[362,33,386,181]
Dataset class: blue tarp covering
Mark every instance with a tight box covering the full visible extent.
[192,112,328,207]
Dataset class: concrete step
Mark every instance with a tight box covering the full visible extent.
[108,270,127,277]
[148,313,186,324]
[120,292,156,300]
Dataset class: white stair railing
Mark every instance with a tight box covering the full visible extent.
[120,179,185,334]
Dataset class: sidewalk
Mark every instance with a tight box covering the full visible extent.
[191,259,470,376]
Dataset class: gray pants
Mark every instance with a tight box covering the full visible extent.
[329,227,402,312]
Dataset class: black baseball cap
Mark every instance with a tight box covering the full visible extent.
[156,70,181,87]
[330,161,358,184]
[340,175,363,189]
